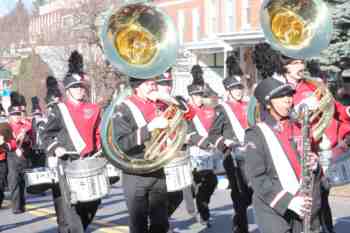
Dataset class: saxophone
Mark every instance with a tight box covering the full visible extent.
[299,105,314,233]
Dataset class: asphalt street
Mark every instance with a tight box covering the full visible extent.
[1,182,350,233]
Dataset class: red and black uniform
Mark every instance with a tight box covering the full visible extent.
[0,118,16,209]
[7,118,32,213]
[245,114,322,233]
[291,79,349,233]
[112,94,169,233]
[293,80,350,149]
[41,99,101,233]
[208,100,252,233]
[186,104,218,225]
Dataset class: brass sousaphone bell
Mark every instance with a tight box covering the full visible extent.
[100,3,187,174]
[100,3,179,79]
[260,0,333,59]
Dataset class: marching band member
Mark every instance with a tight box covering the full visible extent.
[245,78,322,233]
[30,97,46,168]
[41,51,102,233]
[112,77,170,233]
[0,103,13,209]
[7,92,32,214]
[275,55,349,233]
[186,83,218,228]
[208,74,252,233]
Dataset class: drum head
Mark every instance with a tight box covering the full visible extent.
[26,183,52,195]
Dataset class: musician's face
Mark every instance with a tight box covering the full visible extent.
[269,95,293,120]
[67,86,86,101]
[137,80,158,101]
[157,83,172,95]
[10,114,21,123]
[191,95,203,107]
[228,87,243,101]
[285,59,305,81]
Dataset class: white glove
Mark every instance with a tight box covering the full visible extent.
[147,117,169,132]
[15,148,23,158]
[288,196,306,217]
[224,139,235,147]
[0,135,4,146]
[55,147,67,158]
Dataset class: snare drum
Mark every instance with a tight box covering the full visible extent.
[106,163,120,185]
[189,146,215,171]
[24,167,57,194]
[64,157,109,203]
[164,156,193,192]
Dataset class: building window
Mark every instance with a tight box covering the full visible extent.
[192,8,200,41]
[177,10,185,44]
[242,0,252,30]
[226,0,235,32]
[208,0,218,35]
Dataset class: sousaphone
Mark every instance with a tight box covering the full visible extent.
[100,3,187,174]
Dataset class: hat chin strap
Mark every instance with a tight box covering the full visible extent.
[67,89,84,103]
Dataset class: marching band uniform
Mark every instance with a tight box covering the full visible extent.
[276,56,350,233]
[245,78,322,233]
[30,97,46,168]
[7,93,32,214]
[186,84,218,227]
[208,76,252,233]
[0,104,13,209]
[113,77,169,233]
[42,69,101,232]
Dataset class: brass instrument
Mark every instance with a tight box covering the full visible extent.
[260,0,333,58]
[100,3,178,79]
[100,3,187,174]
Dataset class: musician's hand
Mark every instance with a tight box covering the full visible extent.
[174,96,189,112]
[0,135,4,146]
[147,117,169,131]
[15,148,23,158]
[55,147,67,158]
[224,139,235,147]
[288,196,308,217]
[307,152,319,171]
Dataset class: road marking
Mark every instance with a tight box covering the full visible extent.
[24,203,129,233]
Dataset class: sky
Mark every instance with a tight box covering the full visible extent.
[0,0,33,16]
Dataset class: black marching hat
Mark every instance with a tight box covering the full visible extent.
[9,91,26,115]
[31,96,42,116]
[223,76,243,90]
[63,50,87,89]
[254,78,295,106]
[45,76,62,106]
[187,84,205,96]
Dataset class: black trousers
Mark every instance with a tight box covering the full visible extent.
[168,190,183,217]
[319,178,334,233]
[223,154,252,233]
[0,159,7,208]
[192,169,218,221]
[7,153,28,212]
[51,183,100,233]
[123,172,169,233]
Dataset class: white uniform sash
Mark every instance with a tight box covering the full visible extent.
[57,103,86,153]
[192,115,208,137]
[220,102,245,144]
[123,99,147,127]
[257,122,300,195]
